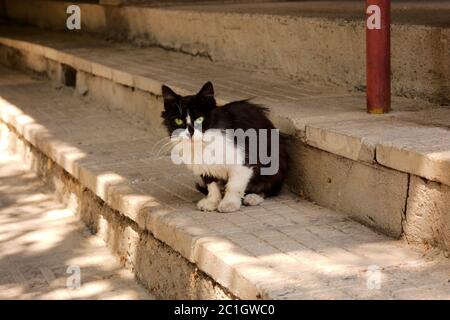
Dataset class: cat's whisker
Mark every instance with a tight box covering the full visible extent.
[155,140,177,157]
[150,136,172,154]
[145,138,175,160]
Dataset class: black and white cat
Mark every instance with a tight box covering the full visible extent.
[161,81,288,213]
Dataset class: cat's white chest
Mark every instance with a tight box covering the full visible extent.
[188,163,229,180]
[181,129,245,180]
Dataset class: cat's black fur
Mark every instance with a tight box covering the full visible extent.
[161,81,288,198]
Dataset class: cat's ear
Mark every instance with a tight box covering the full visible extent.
[162,85,178,103]
[197,81,214,98]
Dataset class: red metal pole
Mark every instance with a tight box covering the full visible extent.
[366,0,391,114]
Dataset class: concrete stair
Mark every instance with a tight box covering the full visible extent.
[0,25,449,248]
[0,153,154,299]
[1,66,449,299]
[0,4,448,299]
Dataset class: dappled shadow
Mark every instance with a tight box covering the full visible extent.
[171,196,450,299]
[0,153,152,299]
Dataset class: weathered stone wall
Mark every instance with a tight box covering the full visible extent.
[288,140,408,238]
[403,176,450,251]
[0,1,4,18]
[2,0,448,104]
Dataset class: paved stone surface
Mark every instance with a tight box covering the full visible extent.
[1,67,449,299]
[0,152,154,299]
[0,25,448,187]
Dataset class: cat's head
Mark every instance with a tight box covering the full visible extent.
[161,82,216,139]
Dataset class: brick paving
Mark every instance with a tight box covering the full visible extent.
[0,152,153,299]
[0,67,449,299]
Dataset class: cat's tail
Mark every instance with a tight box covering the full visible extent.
[195,182,208,195]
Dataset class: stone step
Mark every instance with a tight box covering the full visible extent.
[0,152,154,299]
[1,66,449,299]
[0,25,449,249]
[1,0,449,104]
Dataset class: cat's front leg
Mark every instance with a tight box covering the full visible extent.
[218,166,253,213]
[197,181,222,211]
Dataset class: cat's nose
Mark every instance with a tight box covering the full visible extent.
[187,125,195,137]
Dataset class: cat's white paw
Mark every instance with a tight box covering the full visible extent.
[243,194,264,206]
[197,198,219,212]
[218,197,241,213]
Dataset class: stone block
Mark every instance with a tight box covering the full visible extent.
[289,142,408,237]
[403,176,450,251]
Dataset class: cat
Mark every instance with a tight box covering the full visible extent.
[161,81,288,213]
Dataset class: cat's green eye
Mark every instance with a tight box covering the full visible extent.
[195,117,204,124]
[174,118,184,126]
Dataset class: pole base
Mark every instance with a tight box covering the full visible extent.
[367,107,389,114]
